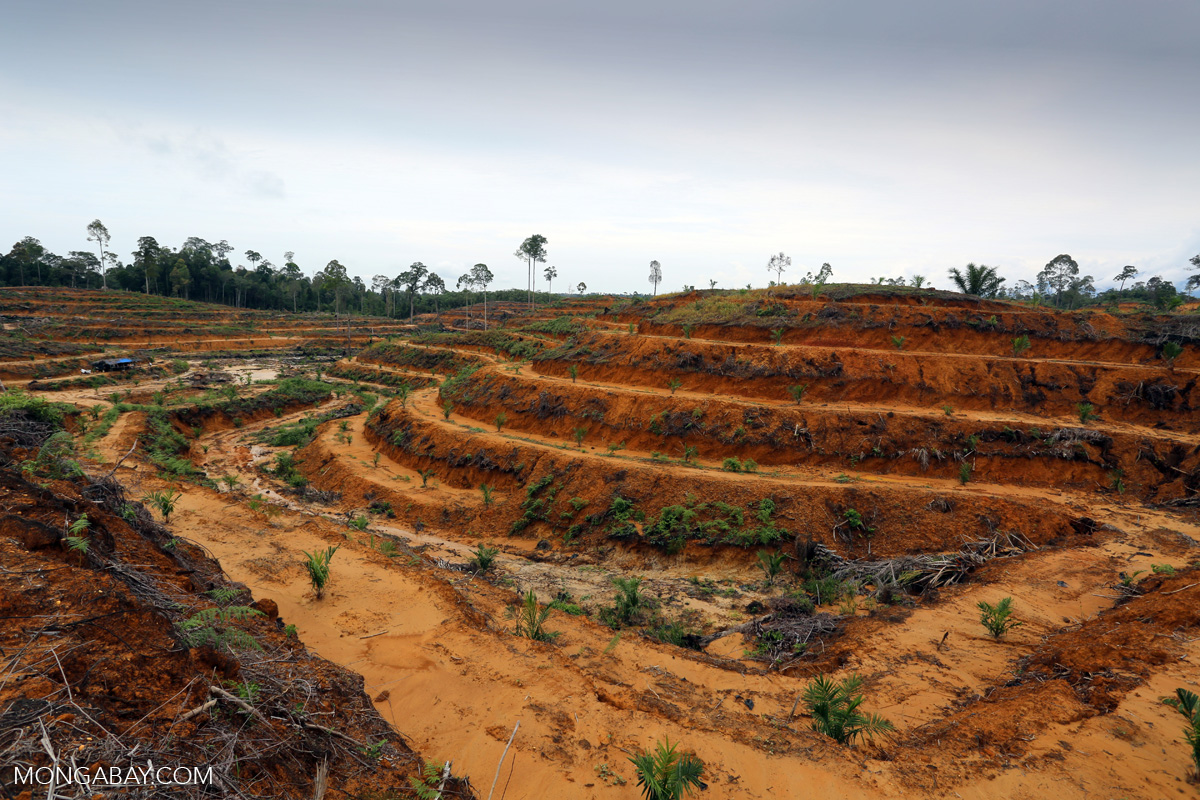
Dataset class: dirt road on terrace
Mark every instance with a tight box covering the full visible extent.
[84,391,1199,800]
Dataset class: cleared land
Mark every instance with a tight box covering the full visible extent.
[3,285,1199,800]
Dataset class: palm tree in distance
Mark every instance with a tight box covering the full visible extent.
[947,263,1005,297]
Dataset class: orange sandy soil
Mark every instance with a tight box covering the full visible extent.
[9,286,1200,799]
[0,451,460,799]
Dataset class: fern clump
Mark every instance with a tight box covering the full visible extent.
[180,605,265,651]
[64,514,90,554]
[21,431,84,480]
[408,759,449,799]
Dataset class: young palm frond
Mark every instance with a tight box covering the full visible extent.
[802,674,894,745]
[978,596,1022,639]
[611,576,644,625]
[757,550,786,585]
[947,262,1005,297]
[1163,687,1200,776]
[470,543,499,571]
[144,489,182,523]
[302,546,339,599]
[629,737,705,800]
[514,590,555,641]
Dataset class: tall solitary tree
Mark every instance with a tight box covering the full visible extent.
[1037,254,1080,307]
[283,254,303,312]
[456,272,477,327]
[767,252,791,290]
[577,281,587,294]
[423,272,446,318]
[1115,265,1138,293]
[64,251,98,289]
[169,259,192,299]
[133,236,161,294]
[1186,254,1200,293]
[319,260,350,314]
[9,237,45,286]
[649,260,663,295]
[397,262,429,321]
[948,263,1005,298]
[543,265,558,296]
[372,274,391,315]
[515,235,548,307]
[471,263,494,329]
[86,219,111,290]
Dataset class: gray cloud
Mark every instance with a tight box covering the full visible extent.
[1,0,1197,291]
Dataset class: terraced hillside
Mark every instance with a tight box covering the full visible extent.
[6,285,1199,799]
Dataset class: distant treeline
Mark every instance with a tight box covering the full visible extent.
[1,231,580,317]
[5,228,1197,316]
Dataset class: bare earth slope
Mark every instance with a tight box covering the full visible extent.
[5,285,1199,799]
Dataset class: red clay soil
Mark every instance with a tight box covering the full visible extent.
[361,400,1082,560]
[897,568,1200,790]
[9,286,1200,800]
[441,368,1200,501]
[619,292,1194,365]
[0,461,472,798]
[533,331,1198,427]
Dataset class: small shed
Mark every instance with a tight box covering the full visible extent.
[93,358,136,372]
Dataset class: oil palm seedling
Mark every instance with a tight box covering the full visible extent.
[302,546,339,599]
[470,543,499,572]
[1162,687,1200,778]
[611,575,644,625]
[978,596,1021,639]
[144,489,182,523]
[514,590,555,641]
[758,550,786,586]
[1162,341,1184,366]
[802,674,894,745]
[628,737,705,800]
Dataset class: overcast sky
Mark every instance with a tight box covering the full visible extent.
[3,0,1198,294]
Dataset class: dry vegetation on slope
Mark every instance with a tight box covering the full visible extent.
[3,285,1199,799]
